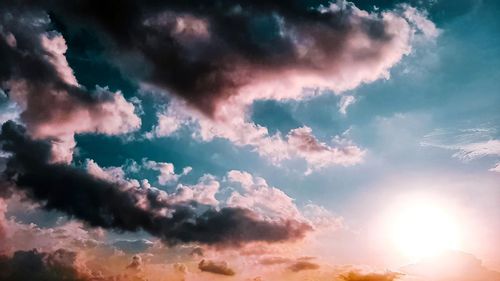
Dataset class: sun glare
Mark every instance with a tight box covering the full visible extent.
[389,198,461,260]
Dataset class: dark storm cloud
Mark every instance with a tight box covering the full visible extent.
[0,249,87,281]
[0,121,311,246]
[198,259,236,276]
[339,271,402,281]
[2,0,418,117]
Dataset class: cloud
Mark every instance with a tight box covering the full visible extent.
[338,95,357,115]
[0,8,141,163]
[339,270,402,281]
[148,102,365,173]
[41,0,435,118]
[287,126,365,174]
[288,260,320,272]
[198,259,236,276]
[226,170,301,220]
[172,174,220,206]
[421,127,500,171]
[0,121,311,246]
[126,255,143,271]
[142,159,192,185]
[0,249,89,281]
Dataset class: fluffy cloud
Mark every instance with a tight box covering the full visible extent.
[0,0,435,174]
[146,101,365,173]
[42,0,435,117]
[142,159,192,185]
[226,170,301,220]
[0,121,311,247]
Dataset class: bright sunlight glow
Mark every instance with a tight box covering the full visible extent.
[389,199,461,260]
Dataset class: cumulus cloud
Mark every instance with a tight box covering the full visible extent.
[198,259,236,276]
[0,7,141,163]
[226,170,301,220]
[142,159,192,185]
[148,102,365,173]
[0,121,311,246]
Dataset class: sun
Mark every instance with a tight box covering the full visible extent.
[389,199,461,260]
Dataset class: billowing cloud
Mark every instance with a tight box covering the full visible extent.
[40,0,435,117]
[198,259,236,276]
[0,7,141,163]
[0,121,311,246]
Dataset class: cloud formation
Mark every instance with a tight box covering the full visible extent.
[0,121,311,246]
[41,0,434,117]
[147,101,365,173]
[0,7,141,163]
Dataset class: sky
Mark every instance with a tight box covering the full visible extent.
[0,0,499,280]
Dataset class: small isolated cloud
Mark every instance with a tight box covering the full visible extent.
[339,270,402,281]
[126,255,143,271]
[198,259,236,276]
[338,95,357,115]
[288,260,320,272]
